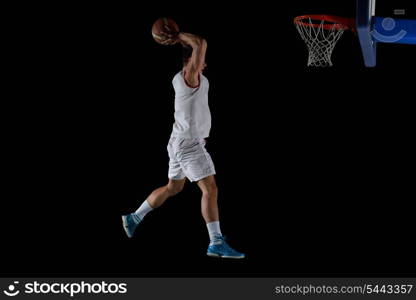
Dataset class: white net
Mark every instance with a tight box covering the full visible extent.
[295,17,346,67]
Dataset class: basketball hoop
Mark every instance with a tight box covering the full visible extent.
[294,15,356,67]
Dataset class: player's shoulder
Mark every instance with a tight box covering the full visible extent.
[201,73,208,81]
[172,71,183,82]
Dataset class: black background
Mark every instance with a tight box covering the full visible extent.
[2,0,415,277]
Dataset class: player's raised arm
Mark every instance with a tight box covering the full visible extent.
[178,33,207,87]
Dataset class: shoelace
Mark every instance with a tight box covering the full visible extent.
[213,237,238,253]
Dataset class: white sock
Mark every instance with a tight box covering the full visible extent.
[133,200,153,222]
[206,221,222,245]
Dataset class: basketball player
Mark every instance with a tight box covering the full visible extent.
[122,29,244,259]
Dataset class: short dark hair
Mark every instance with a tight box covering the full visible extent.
[182,45,193,66]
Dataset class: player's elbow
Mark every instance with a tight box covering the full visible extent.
[194,37,206,47]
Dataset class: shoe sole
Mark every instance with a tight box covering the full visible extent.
[207,253,245,259]
[121,216,133,238]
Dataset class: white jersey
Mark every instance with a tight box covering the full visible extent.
[171,71,211,139]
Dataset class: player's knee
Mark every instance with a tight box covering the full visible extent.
[203,182,217,197]
[167,183,184,196]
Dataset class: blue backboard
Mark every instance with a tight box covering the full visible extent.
[357,0,416,67]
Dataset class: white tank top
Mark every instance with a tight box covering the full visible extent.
[171,71,211,139]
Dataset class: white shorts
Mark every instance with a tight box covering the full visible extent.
[167,136,216,182]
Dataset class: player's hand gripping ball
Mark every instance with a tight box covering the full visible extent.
[152,17,180,45]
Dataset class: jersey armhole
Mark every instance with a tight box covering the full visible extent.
[183,71,200,89]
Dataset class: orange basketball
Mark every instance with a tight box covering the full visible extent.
[151,17,179,44]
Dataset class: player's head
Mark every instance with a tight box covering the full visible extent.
[182,45,206,72]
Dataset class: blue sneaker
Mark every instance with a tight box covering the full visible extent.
[207,236,245,259]
[122,213,142,238]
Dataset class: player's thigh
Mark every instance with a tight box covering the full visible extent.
[179,139,216,182]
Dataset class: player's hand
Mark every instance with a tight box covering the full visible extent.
[160,38,178,45]
[160,25,179,45]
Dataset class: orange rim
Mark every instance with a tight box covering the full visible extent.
[294,15,356,31]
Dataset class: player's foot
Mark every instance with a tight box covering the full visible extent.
[207,236,245,259]
[122,213,142,238]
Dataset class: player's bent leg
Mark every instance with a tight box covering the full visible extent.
[197,175,245,259]
[122,178,186,238]
[166,178,186,197]
[147,178,186,208]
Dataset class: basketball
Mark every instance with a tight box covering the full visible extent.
[151,17,180,44]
